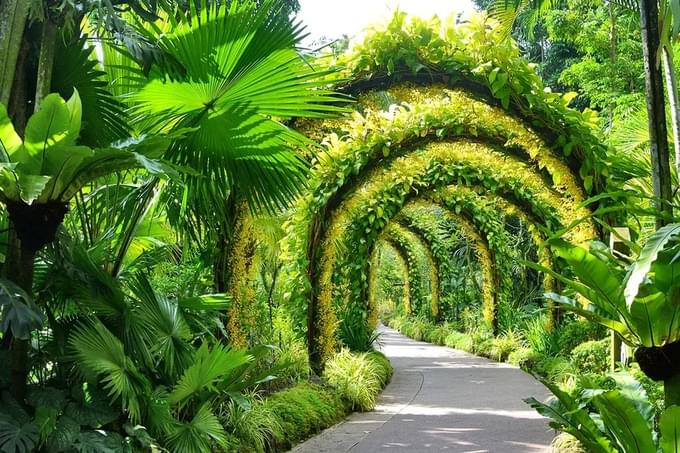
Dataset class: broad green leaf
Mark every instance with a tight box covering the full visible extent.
[0,279,45,339]
[524,375,616,453]
[544,292,637,344]
[592,390,656,453]
[609,372,654,426]
[626,224,680,307]
[17,173,51,204]
[551,240,628,320]
[0,104,22,161]
[44,415,80,452]
[33,407,57,442]
[0,416,39,453]
[65,88,82,141]
[629,291,676,346]
[22,94,75,172]
[660,405,680,453]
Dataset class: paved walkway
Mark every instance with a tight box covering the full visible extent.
[293,325,554,453]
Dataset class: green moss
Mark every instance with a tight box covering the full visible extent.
[263,382,346,451]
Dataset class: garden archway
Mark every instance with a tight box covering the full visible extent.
[281,15,609,371]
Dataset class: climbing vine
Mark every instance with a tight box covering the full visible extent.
[382,224,431,318]
[280,14,610,368]
[330,13,609,192]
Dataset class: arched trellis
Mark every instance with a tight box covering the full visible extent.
[393,207,451,320]
[320,140,582,319]
[281,15,609,371]
[375,240,412,315]
[382,223,435,317]
[285,139,597,368]
[387,198,553,325]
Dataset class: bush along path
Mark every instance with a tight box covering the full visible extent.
[292,325,553,453]
[224,350,393,452]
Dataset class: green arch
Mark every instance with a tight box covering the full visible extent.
[281,15,608,371]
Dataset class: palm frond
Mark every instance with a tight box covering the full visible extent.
[131,0,350,215]
[165,403,228,453]
[168,343,251,406]
[69,320,150,422]
[128,273,193,379]
[51,31,131,147]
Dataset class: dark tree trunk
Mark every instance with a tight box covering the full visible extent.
[6,229,36,402]
[639,0,674,229]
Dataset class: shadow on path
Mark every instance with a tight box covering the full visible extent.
[292,325,554,452]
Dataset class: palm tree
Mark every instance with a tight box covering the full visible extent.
[127,0,347,289]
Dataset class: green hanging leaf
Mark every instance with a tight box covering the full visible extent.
[660,405,680,453]
[625,224,680,307]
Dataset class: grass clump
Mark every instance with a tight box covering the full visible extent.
[220,398,282,453]
[263,383,346,450]
[324,349,393,411]
[491,329,523,361]
[550,433,587,453]
[424,324,450,345]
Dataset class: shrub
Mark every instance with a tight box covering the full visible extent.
[425,324,450,345]
[220,398,282,453]
[403,318,429,341]
[629,363,665,417]
[544,357,573,383]
[523,315,560,356]
[442,330,474,352]
[366,351,393,387]
[444,331,466,349]
[323,349,391,411]
[491,329,523,362]
[469,328,493,356]
[473,337,495,357]
[556,320,606,355]
[570,339,610,375]
[568,373,615,398]
[263,383,346,449]
[270,342,309,386]
[508,347,540,369]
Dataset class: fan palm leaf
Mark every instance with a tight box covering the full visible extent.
[165,403,228,453]
[69,320,151,422]
[131,0,349,214]
[168,342,251,406]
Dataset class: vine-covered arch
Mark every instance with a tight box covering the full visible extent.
[281,13,609,371]
[382,223,436,318]
[389,195,555,326]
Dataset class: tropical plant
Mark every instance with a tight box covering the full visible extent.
[323,349,391,411]
[528,224,680,405]
[527,371,680,453]
[0,90,176,398]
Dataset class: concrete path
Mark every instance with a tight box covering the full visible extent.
[293,325,554,453]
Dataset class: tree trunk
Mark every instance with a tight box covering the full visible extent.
[34,20,57,110]
[639,0,674,228]
[6,229,36,402]
[662,46,680,176]
[0,0,29,106]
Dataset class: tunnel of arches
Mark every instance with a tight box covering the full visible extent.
[279,15,610,372]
